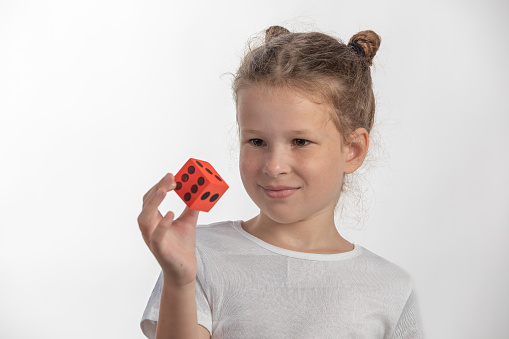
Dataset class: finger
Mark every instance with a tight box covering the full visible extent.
[138,209,163,248]
[138,186,167,240]
[150,210,175,251]
[138,173,176,244]
[175,206,200,227]
[142,173,175,205]
[142,173,175,204]
[142,173,177,210]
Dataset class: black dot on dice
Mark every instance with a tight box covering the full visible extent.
[188,166,195,174]
[196,160,203,167]
[191,185,198,193]
[184,193,191,201]
[210,194,219,202]
[198,177,205,185]
[215,175,222,182]
[182,174,189,182]
[176,182,182,190]
[201,192,210,200]
[206,168,213,175]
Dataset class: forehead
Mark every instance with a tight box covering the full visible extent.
[236,85,334,131]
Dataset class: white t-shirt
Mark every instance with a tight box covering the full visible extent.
[141,220,424,338]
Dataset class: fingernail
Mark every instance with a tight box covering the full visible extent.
[163,173,171,182]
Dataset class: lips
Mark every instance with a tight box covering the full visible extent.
[261,185,299,199]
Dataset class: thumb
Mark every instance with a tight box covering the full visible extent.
[176,206,200,226]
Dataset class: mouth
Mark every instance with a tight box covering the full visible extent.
[260,185,299,199]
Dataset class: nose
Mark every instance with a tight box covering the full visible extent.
[263,145,290,178]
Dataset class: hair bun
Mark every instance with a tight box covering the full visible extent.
[265,25,291,43]
[348,30,381,66]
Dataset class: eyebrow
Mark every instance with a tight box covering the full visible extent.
[240,129,313,134]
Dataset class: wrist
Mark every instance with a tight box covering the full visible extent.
[162,275,196,290]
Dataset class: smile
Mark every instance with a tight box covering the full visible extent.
[261,186,299,199]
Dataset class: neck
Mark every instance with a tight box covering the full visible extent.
[242,212,353,254]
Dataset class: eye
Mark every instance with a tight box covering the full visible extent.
[249,139,265,147]
[293,139,310,147]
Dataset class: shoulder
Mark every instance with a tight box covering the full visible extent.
[357,246,416,294]
[195,220,247,253]
[196,219,236,232]
[196,220,239,240]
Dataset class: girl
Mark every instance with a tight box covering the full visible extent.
[138,25,424,339]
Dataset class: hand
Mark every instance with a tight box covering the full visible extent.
[138,173,200,287]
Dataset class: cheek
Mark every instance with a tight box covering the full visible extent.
[239,149,256,181]
[303,152,343,191]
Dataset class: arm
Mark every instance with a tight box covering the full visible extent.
[138,174,210,339]
[391,290,425,339]
[155,278,201,339]
[138,173,210,338]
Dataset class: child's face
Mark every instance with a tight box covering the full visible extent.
[237,84,350,225]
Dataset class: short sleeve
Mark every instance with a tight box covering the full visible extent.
[391,289,425,339]
[140,248,213,338]
[195,247,213,334]
[140,271,163,339]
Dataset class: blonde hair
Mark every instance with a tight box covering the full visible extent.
[232,25,381,148]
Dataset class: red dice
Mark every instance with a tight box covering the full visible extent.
[173,158,229,212]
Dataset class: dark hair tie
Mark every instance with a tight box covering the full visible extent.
[348,41,365,58]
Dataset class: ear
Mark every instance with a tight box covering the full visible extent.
[343,128,369,174]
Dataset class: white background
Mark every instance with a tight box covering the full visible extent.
[1,0,508,338]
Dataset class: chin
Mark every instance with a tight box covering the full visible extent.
[259,205,308,225]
